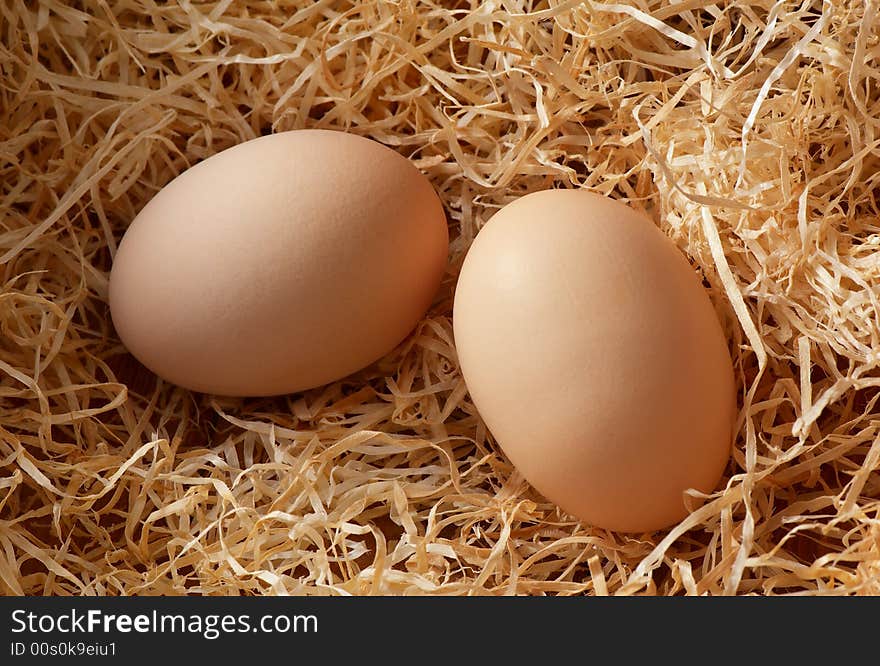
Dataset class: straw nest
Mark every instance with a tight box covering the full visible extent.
[2,0,879,596]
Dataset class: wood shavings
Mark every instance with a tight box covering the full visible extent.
[2,0,880,595]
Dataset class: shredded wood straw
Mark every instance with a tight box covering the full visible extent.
[1,0,880,596]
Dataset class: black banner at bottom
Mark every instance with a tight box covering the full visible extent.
[0,595,873,660]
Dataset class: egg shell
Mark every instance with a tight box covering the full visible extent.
[453,190,735,533]
[109,130,448,396]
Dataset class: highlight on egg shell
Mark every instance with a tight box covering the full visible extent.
[452,189,736,533]
[109,129,449,397]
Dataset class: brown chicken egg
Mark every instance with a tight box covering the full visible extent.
[453,190,736,533]
[109,130,449,396]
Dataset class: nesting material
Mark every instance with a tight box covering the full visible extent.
[1,0,879,596]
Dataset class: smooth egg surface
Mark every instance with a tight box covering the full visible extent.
[453,190,735,533]
[109,130,449,396]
